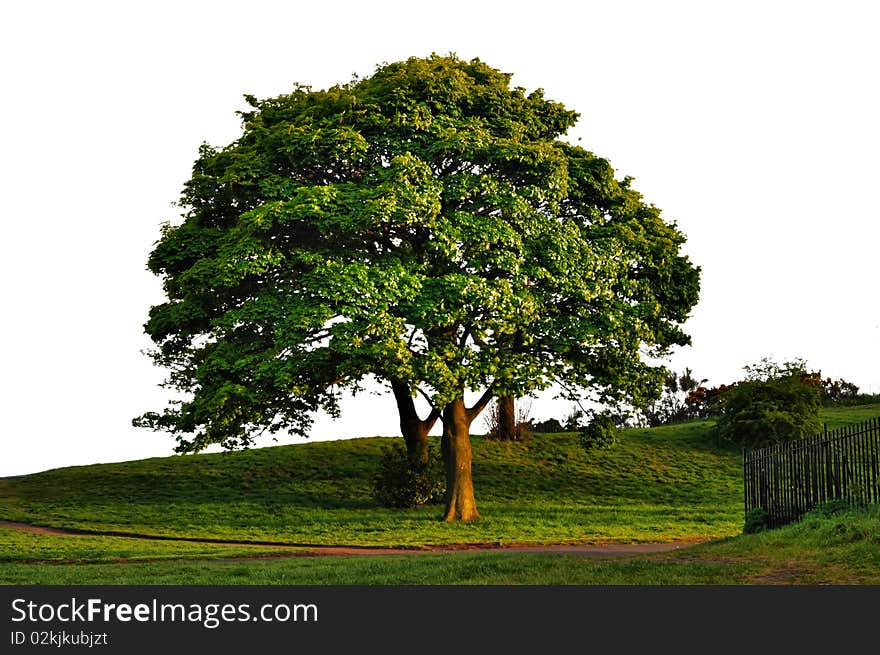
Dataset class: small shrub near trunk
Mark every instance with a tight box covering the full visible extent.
[373,443,445,508]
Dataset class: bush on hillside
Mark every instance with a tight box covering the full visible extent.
[373,443,445,509]
[531,417,564,433]
[578,412,618,453]
[642,368,710,426]
[832,392,880,406]
[713,374,822,448]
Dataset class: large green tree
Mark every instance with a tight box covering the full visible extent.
[136,55,700,521]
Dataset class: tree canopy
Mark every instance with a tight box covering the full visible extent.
[136,54,700,520]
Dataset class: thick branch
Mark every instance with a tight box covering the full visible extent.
[458,326,471,349]
[391,379,440,432]
[415,386,442,431]
[466,387,495,422]
[424,406,441,431]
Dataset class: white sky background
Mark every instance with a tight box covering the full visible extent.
[1,1,878,476]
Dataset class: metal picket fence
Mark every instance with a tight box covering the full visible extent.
[743,417,880,528]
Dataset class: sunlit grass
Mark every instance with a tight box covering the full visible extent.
[1,504,876,585]
[2,404,877,584]
[0,415,747,546]
[0,526,308,564]
[2,405,876,549]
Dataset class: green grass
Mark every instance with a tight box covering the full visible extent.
[0,527,309,565]
[0,550,747,585]
[1,504,877,585]
[672,503,880,584]
[0,416,745,547]
[2,403,878,584]
[816,403,880,430]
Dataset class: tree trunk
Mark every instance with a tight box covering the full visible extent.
[440,397,480,521]
[401,418,430,464]
[497,395,517,441]
[391,379,437,465]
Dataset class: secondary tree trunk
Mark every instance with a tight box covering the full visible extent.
[400,417,430,464]
[497,395,517,441]
[391,379,438,465]
[440,397,480,521]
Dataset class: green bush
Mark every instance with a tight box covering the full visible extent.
[713,375,821,448]
[578,412,617,453]
[743,507,770,534]
[809,499,858,517]
[373,443,445,509]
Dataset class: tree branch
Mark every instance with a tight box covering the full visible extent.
[424,406,441,432]
[414,386,442,431]
[458,325,471,349]
[392,379,441,432]
[415,385,436,409]
[466,387,495,422]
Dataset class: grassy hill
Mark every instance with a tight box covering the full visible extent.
[1,420,745,547]
[1,403,878,584]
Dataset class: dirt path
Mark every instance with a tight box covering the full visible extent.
[0,519,701,558]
